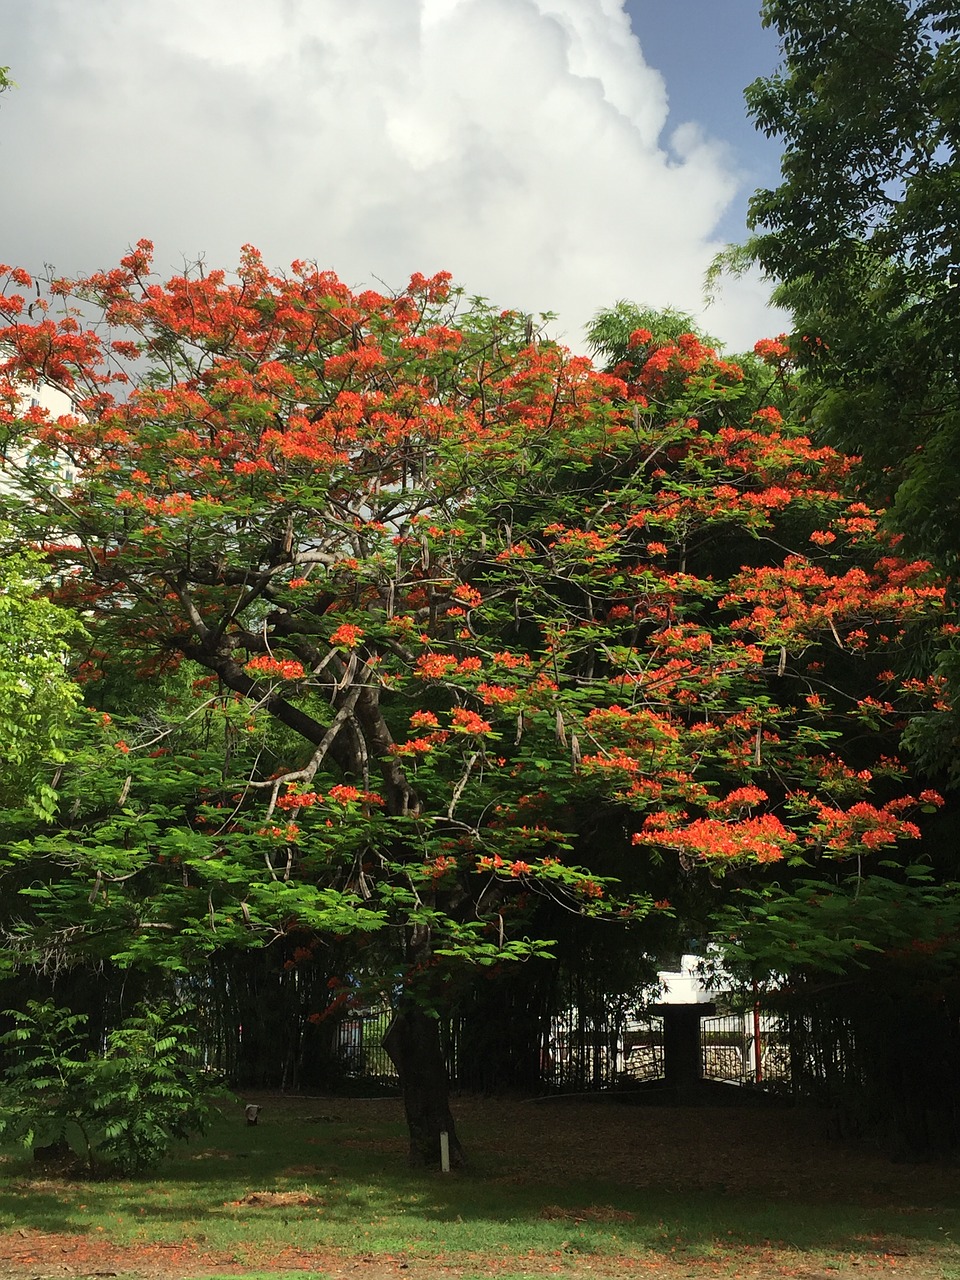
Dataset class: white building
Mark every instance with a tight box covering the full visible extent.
[0,376,77,496]
[656,953,717,1005]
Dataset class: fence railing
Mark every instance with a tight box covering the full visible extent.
[332,1012,397,1080]
[699,1013,790,1085]
[329,1007,791,1092]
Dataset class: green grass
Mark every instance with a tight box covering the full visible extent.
[1,1094,959,1277]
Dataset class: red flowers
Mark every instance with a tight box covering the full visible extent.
[245,654,305,680]
[327,784,361,804]
[753,335,791,363]
[415,653,458,679]
[329,623,364,648]
[635,814,797,865]
[450,707,492,735]
[453,584,482,607]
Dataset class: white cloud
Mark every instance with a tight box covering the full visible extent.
[0,0,782,349]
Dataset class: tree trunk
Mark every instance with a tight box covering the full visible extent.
[383,1001,465,1167]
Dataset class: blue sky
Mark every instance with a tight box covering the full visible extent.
[0,0,789,350]
[626,0,784,240]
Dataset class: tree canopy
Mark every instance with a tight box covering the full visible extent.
[0,245,953,1159]
[743,0,960,566]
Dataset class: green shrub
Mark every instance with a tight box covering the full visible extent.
[0,999,218,1174]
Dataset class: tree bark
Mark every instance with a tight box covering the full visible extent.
[383,1001,465,1167]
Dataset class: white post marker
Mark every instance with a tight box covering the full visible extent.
[439,1130,451,1173]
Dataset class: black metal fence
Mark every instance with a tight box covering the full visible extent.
[327,1005,791,1093]
[331,1011,397,1081]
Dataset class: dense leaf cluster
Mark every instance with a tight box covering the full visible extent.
[0,1000,214,1174]
[744,0,960,566]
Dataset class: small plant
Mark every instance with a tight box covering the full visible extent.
[0,998,217,1174]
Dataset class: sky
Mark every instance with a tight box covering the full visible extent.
[0,0,787,352]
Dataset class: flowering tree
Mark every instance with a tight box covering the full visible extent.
[0,247,948,1163]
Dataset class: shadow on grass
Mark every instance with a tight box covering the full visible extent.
[1,1096,959,1265]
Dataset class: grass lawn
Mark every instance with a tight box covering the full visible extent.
[1,1091,959,1278]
